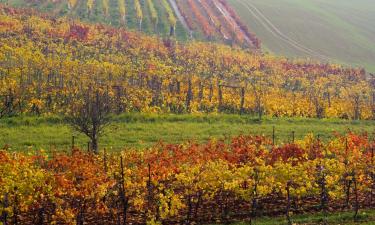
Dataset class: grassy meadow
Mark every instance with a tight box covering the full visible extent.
[0,113,374,152]
[223,209,375,225]
[228,0,375,72]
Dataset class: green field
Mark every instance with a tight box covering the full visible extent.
[0,114,374,152]
[221,209,375,225]
[228,0,375,72]
[219,210,375,225]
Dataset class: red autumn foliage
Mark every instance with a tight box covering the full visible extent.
[67,24,90,40]
[270,143,307,165]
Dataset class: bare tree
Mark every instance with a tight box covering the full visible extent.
[66,87,111,154]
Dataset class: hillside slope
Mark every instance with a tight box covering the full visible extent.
[228,0,375,72]
[1,0,260,48]
[1,4,374,121]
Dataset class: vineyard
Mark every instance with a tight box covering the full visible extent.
[0,132,374,224]
[1,0,260,47]
[1,2,375,225]
[0,5,374,121]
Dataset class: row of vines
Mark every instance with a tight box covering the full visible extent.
[13,0,176,35]
[68,0,259,46]
[0,6,374,120]
[0,132,374,224]
[4,0,260,46]
[175,0,260,47]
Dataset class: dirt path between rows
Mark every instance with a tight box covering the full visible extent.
[213,0,253,46]
[168,0,193,36]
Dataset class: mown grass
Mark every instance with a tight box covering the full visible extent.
[0,113,374,152]
[228,0,375,72]
[219,209,375,225]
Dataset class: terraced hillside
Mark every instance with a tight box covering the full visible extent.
[228,0,375,72]
[1,0,260,48]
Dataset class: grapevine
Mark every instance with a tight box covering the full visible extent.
[0,133,374,224]
[118,0,126,24]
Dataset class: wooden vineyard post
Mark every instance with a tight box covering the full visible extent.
[120,156,128,225]
[186,78,193,112]
[71,135,75,150]
[286,181,292,225]
[371,144,374,206]
[198,81,204,102]
[250,168,259,225]
[103,148,107,172]
[170,25,175,37]
[144,163,155,222]
[87,142,90,153]
[218,81,223,111]
[13,187,18,225]
[292,131,295,143]
[344,138,351,209]
[318,163,328,225]
[37,203,44,225]
[209,82,213,102]
[176,80,181,94]
[353,171,359,221]
[272,126,275,146]
[240,87,245,114]
[1,193,8,225]
[186,195,192,225]
[147,163,152,207]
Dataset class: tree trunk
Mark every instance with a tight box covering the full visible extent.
[218,82,223,111]
[120,157,128,225]
[286,182,292,225]
[354,96,360,120]
[345,178,352,209]
[185,195,192,225]
[256,98,262,120]
[186,79,193,112]
[176,81,181,94]
[37,207,44,225]
[240,87,245,114]
[194,192,202,220]
[209,82,213,102]
[320,169,328,225]
[170,26,175,36]
[1,194,8,225]
[13,191,18,225]
[327,92,331,108]
[353,174,359,221]
[91,134,98,154]
[198,82,204,102]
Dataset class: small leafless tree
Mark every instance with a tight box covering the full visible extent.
[66,87,111,154]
